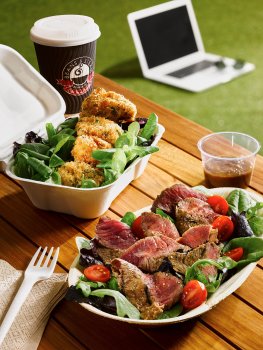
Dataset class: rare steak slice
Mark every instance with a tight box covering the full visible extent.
[111,258,183,320]
[141,212,179,240]
[120,234,190,272]
[151,183,208,216]
[175,198,218,234]
[168,242,221,275]
[178,225,218,248]
[95,216,138,250]
[150,271,183,310]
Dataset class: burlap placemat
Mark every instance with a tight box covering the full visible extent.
[0,259,68,350]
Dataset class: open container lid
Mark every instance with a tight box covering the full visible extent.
[0,44,66,169]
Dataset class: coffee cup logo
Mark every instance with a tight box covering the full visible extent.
[57,56,94,96]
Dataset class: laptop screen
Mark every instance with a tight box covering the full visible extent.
[135,5,198,69]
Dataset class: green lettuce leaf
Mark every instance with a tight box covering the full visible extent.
[90,289,140,319]
[223,237,263,269]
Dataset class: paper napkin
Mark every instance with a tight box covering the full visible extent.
[0,259,68,350]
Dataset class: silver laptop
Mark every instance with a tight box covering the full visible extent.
[127,0,255,92]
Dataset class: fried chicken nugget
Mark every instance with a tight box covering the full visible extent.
[80,87,137,123]
[71,135,112,163]
[76,116,123,145]
[58,161,104,187]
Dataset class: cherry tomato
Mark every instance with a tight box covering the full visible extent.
[224,247,244,261]
[180,280,208,310]
[207,195,229,215]
[131,215,144,238]
[212,215,234,242]
[84,264,111,283]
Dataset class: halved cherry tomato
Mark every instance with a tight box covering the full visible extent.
[212,215,234,242]
[131,215,144,238]
[84,264,111,283]
[207,195,229,215]
[180,280,208,310]
[224,247,244,261]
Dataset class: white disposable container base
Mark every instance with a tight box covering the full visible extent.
[1,44,165,218]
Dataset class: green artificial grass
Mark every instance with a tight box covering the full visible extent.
[0,0,262,154]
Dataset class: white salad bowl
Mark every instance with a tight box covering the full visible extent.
[68,187,263,326]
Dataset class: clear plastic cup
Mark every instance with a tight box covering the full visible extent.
[197,132,261,188]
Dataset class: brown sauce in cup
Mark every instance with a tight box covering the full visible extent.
[204,158,253,188]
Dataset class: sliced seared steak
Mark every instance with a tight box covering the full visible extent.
[151,183,208,216]
[111,258,183,320]
[141,212,179,240]
[150,271,183,310]
[175,198,218,234]
[120,234,190,272]
[95,246,122,265]
[95,216,138,250]
[168,242,221,275]
[178,225,218,248]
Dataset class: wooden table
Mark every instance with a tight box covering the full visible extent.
[1,74,262,350]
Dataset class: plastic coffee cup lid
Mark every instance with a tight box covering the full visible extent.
[30,15,101,47]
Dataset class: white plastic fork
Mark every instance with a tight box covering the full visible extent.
[0,246,59,345]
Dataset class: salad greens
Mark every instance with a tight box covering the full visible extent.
[75,275,140,319]
[223,237,263,269]
[12,114,159,187]
[90,289,140,319]
[226,189,256,213]
[226,189,263,236]
[184,257,237,293]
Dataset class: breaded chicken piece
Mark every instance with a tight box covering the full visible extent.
[71,135,112,163]
[80,87,137,123]
[76,116,123,145]
[58,161,104,187]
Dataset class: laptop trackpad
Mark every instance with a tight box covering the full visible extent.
[167,60,215,78]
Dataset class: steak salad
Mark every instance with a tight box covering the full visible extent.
[66,184,263,320]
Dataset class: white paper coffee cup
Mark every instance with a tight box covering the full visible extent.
[30,15,101,114]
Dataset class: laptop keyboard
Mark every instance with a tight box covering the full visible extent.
[167,60,215,79]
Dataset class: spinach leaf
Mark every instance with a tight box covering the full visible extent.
[107,276,119,291]
[140,113,158,140]
[56,117,78,131]
[185,257,237,293]
[81,178,98,188]
[46,122,56,143]
[246,203,263,236]
[18,148,50,162]
[27,157,52,179]
[50,171,61,185]
[157,303,183,319]
[111,149,127,174]
[121,212,136,226]
[76,281,91,297]
[101,169,118,186]
[155,208,175,223]
[19,143,50,155]
[49,154,64,168]
[13,152,34,179]
[90,289,140,319]
[227,189,256,213]
[223,237,263,269]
